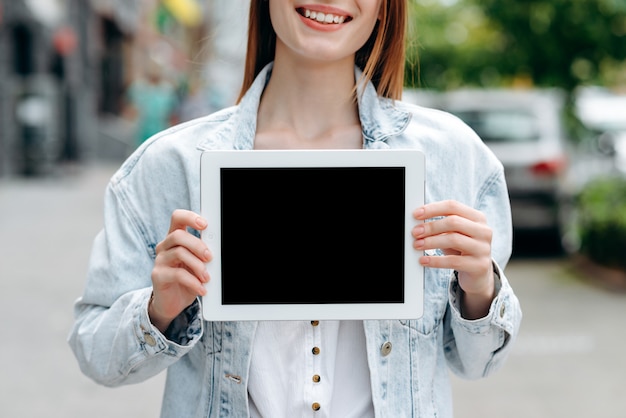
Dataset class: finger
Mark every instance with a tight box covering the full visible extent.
[152,265,207,300]
[168,209,208,234]
[156,245,210,283]
[420,253,491,278]
[173,268,208,296]
[175,269,207,296]
[414,231,490,257]
[169,247,209,283]
[413,215,492,243]
[157,229,212,262]
[413,200,486,223]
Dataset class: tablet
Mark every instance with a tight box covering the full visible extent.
[200,149,425,321]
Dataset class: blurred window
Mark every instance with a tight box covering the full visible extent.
[453,110,539,143]
[12,25,35,75]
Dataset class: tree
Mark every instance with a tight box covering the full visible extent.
[406,0,626,92]
[477,0,626,91]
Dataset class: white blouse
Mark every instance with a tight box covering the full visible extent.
[248,320,375,418]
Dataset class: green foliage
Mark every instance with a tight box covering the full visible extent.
[406,0,626,91]
[577,176,626,270]
[477,0,626,90]
[406,0,504,89]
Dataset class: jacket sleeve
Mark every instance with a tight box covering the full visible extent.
[443,167,522,379]
[443,263,522,379]
[67,176,204,387]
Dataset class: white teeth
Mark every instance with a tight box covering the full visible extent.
[302,8,345,24]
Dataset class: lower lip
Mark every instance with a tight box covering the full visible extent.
[298,14,345,32]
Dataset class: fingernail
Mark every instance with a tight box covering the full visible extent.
[414,208,425,218]
[196,217,207,228]
[414,239,425,248]
[414,225,424,237]
[420,256,430,265]
[204,249,211,261]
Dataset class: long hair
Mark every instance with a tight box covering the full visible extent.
[236,0,407,103]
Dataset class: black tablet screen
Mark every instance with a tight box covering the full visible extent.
[220,167,405,304]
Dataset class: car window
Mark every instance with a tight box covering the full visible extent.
[453,110,539,143]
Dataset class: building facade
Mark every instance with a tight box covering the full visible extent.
[0,0,248,177]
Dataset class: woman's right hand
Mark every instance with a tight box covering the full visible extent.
[149,209,212,333]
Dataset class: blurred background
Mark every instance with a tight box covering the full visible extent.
[1,0,625,417]
[0,0,248,175]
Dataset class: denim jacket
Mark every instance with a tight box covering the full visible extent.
[69,63,522,418]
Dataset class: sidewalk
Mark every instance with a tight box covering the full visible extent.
[0,162,164,418]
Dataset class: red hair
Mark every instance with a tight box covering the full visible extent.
[236,0,407,102]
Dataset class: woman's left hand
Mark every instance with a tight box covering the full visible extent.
[412,200,496,319]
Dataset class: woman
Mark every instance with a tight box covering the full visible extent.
[69,1,522,417]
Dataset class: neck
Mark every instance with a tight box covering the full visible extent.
[257,53,360,144]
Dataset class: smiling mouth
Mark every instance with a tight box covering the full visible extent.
[296,7,352,24]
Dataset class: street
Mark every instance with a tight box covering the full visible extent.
[1,162,625,418]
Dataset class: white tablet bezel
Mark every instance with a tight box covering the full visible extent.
[200,149,425,321]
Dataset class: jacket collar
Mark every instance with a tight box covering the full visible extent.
[198,62,411,151]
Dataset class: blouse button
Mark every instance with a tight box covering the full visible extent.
[311,320,319,326]
[500,304,506,318]
[380,341,392,356]
[312,374,321,383]
[312,346,321,355]
[312,402,321,411]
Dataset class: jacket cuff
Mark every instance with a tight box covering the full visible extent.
[448,261,517,337]
[136,289,203,356]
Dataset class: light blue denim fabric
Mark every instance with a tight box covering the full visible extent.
[68,63,522,418]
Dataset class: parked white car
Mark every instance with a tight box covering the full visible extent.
[575,87,626,175]
[404,88,587,251]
